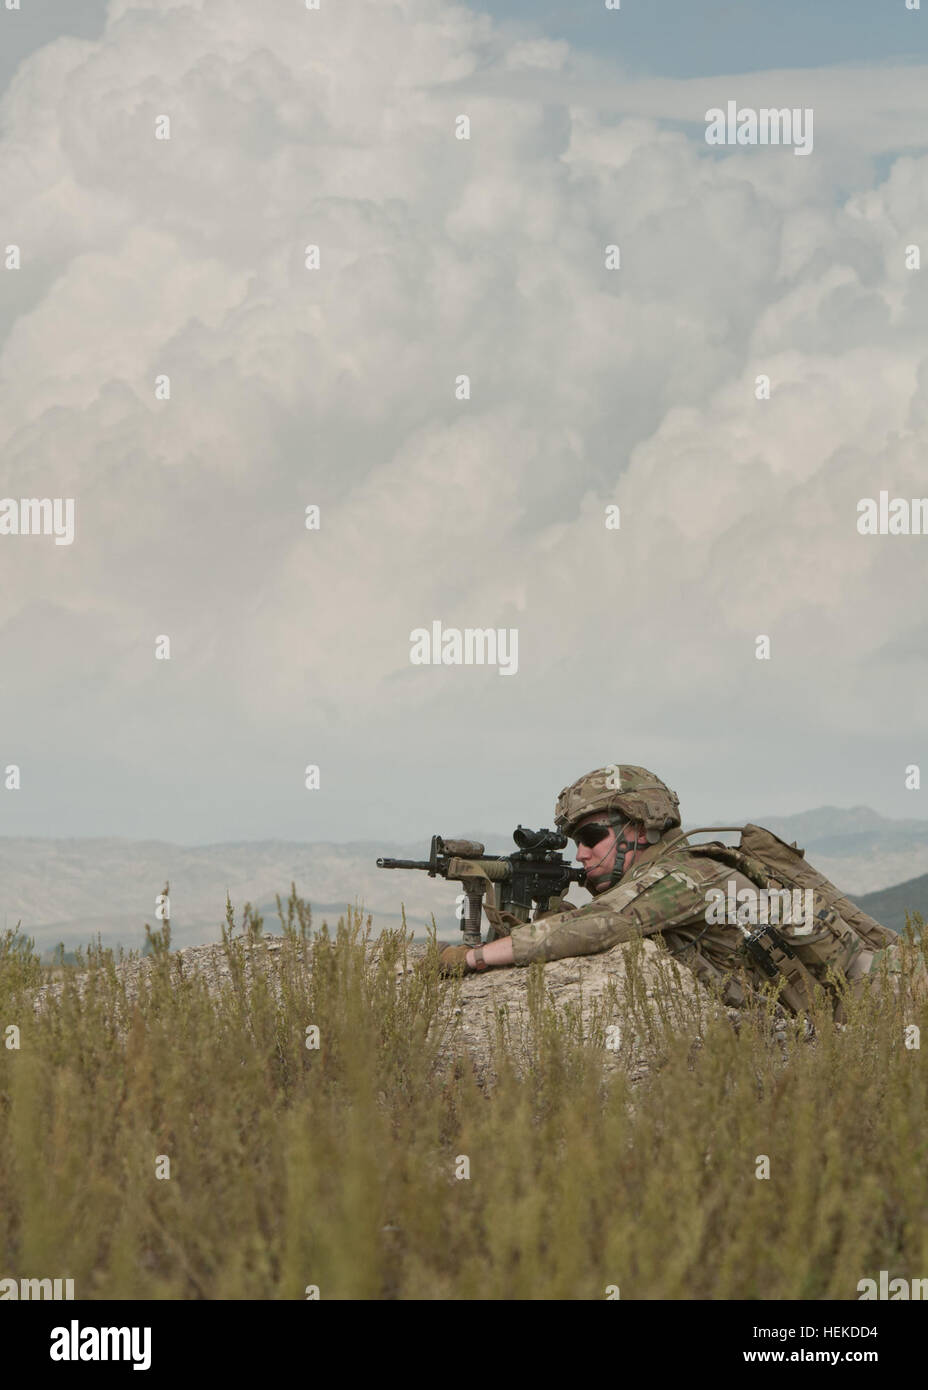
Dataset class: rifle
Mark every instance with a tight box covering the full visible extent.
[377,826,587,947]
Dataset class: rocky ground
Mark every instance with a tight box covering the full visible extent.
[31,934,765,1086]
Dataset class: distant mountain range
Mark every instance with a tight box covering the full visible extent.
[0,805,925,957]
[853,875,928,935]
[753,806,927,917]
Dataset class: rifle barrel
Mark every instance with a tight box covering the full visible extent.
[376,858,432,870]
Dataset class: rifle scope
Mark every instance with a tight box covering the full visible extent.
[512,826,568,853]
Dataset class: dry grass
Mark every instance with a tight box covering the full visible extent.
[0,893,925,1300]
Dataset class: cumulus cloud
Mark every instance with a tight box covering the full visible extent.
[0,0,926,840]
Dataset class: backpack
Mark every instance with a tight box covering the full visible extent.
[660,823,896,1014]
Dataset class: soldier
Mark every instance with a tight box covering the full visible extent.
[434,764,914,1019]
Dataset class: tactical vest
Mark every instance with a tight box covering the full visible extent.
[657,823,897,1017]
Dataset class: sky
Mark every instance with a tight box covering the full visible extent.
[1,0,927,846]
[3,2,926,93]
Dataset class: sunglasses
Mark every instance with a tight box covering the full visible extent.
[573,822,614,849]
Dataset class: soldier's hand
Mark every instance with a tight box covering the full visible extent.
[437,945,473,976]
[492,912,523,935]
[417,944,473,977]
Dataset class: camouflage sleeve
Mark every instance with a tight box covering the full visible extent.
[508,863,705,966]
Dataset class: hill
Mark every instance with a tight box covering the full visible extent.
[854,872,928,935]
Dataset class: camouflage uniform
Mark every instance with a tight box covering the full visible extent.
[508,765,909,1017]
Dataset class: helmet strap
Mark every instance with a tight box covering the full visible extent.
[605,815,645,888]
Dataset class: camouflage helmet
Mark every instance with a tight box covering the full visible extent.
[554,765,681,839]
